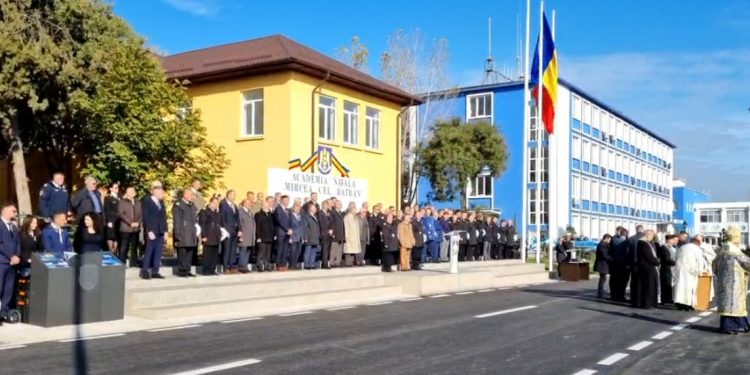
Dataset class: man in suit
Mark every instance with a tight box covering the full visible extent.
[42,212,73,254]
[118,187,142,266]
[38,172,70,220]
[273,195,292,271]
[173,188,198,277]
[318,199,333,269]
[141,181,168,280]
[219,190,241,273]
[0,204,21,318]
[330,200,346,267]
[71,176,103,222]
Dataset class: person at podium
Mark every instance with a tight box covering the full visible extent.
[42,212,73,254]
[712,227,750,334]
[674,235,708,311]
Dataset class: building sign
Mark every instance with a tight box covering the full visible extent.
[267,168,368,207]
[288,145,350,177]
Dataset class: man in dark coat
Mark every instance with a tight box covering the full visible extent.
[254,200,275,272]
[219,190,241,273]
[38,172,70,220]
[594,235,613,299]
[0,204,20,318]
[411,209,425,270]
[627,225,646,303]
[657,234,678,305]
[71,176,102,222]
[380,213,398,272]
[609,226,630,302]
[141,182,167,280]
[631,230,660,309]
[273,195,292,270]
[366,203,384,265]
[329,200,346,267]
[302,204,321,269]
[318,199,334,269]
[172,188,198,277]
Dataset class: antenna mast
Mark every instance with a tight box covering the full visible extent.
[483,17,512,84]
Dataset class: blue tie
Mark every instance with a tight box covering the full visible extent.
[90,191,101,213]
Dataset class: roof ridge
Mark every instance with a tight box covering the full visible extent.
[165,34,284,58]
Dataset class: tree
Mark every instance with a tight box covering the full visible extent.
[417,118,508,209]
[565,225,578,237]
[0,0,228,210]
[334,36,369,72]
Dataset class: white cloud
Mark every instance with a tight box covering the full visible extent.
[162,0,221,17]
[561,49,750,201]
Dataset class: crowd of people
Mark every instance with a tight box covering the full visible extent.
[592,225,750,335]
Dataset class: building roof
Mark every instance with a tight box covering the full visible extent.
[423,79,677,149]
[160,34,420,106]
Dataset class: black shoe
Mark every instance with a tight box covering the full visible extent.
[151,273,165,279]
[187,273,197,277]
[139,272,151,280]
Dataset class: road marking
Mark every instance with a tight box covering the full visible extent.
[430,294,450,298]
[367,301,393,306]
[170,358,262,375]
[572,370,597,375]
[221,317,263,324]
[474,305,537,319]
[651,331,673,340]
[59,333,125,343]
[671,323,689,331]
[597,353,628,366]
[627,341,653,351]
[0,344,26,351]
[456,291,475,295]
[278,311,313,317]
[401,297,423,302]
[699,311,713,317]
[686,317,702,323]
[148,324,202,332]
[327,306,356,311]
[477,289,494,293]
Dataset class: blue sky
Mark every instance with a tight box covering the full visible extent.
[113,0,750,201]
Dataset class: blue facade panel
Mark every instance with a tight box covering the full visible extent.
[672,186,711,233]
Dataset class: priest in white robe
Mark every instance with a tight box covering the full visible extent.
[673,235,708,311]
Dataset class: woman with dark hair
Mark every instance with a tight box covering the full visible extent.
[199,197,222,275]
[594,234,613,299]
[20,216,42,267]
[104,182,121,253]
[78,213,104,253]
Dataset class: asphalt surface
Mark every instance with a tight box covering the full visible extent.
[0,280,745,375]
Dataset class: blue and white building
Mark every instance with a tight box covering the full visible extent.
[672,179,711,234]
[415,79,676,243]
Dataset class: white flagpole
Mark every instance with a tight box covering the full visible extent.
[521,0,531,263]
[548,10,556,273]
[535,0,544,264]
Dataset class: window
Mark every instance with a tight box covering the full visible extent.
[529,146,549,182]
[467,93,492,119]
[470,174,493,197]
[318,96,336,140]
[241,89,264,136]
[529,188,549,225]
[699,210,721,223]
[365,107,380,149]
[343,101,359,145]
[727,209,748,223]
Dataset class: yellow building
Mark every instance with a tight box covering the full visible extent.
[161,35,418,207]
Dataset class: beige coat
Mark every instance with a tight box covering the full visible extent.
[343,212,361,254]
[397,221,415,248]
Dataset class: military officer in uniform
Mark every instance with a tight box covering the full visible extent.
[38,172,70,220]
[172,188,198,277]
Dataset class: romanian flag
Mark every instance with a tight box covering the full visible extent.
[530,13,558,135]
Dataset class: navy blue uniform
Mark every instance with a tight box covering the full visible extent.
[0,220,20,314]
[38,182,70,218]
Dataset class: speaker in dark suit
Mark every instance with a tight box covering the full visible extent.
[0,204,21,315]
[141,183,167,279]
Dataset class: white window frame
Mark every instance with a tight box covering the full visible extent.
[241,89,264,137]
[727,209,747,223]
[466,92,493,120]
[470,173,493,197]
[365,107,380,149]
[343,101,359,145]
[318,95,336,141]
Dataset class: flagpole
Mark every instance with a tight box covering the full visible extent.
[548,9,556,273]
[521,0,531,263]
[535,0,543,264]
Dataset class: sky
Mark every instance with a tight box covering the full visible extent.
[112,0,750,201]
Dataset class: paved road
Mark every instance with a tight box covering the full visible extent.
[0,280,743,374]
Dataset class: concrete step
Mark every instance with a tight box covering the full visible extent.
[128,285,408,319]
[127,274,387,308]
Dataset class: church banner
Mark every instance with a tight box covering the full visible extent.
[267,168,368,207]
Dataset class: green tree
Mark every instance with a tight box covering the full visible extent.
[417,118,508,209]
[0,0,228,211]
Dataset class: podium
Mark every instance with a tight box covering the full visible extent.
[696,273,713,311]
[444,231,464,274]
[558,262,590,281]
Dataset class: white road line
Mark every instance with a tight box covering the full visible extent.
[699,311,713,317]
[170,358,262,375]
[0,344,26,351]
[456,291,475,295]
[367,301,393,306]
[220,317,263,324]
[327,306,356,311]
[401,297,423,302]
[671,323,689,331]
[59,333,125,343]
[597,353,629,366]
[627,341,653,351]
[477,289,494,293]
[430,294,450,298]
[651,331,673,340]
[686,317,702,323]
[278,311,313,317]
[572,370,597,375]
[148,324,202,332]
[474,305,537,319]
